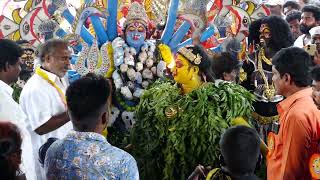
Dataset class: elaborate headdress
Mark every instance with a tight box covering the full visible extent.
[177,45,215,83]
[178,47,202,65]
[124,2,149,28]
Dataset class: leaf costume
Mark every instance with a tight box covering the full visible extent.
[130,64,255,179]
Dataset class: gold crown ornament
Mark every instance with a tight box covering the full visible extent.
[177,47,202,65]
[123,2,149,28]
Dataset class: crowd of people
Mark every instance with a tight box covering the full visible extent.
[0,0,320,179]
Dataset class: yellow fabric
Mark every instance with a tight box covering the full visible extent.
[206,168,232,180]
[35,67,67,107]
[158,44,174,65]
[230,117,250,127]
[102,127,108,137]
[105,43,115,78]
[206,168,221,180]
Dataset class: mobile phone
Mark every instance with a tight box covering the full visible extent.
[304,44,317,56]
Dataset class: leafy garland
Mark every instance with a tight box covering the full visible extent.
[130,80,255,180]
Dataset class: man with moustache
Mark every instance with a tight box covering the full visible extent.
[19,39,72,179]
[268,47,320,179]
[294,5,320,48]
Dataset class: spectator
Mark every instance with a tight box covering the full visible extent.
[212,52,242,83]
[45,74,139,179]
[286,10,303,40]
[0,122,24,180]
[0,39,35,179]
[310,26,320,64]
[298,0,309,8]
[269,47,320,179]
[311,65,320,109]
[265,0,285,17]
[294,5,320,47]
[19,39,72,179]
[283,0,301,15]
[187,126,261,180]
[16,40,35,81]
[219,126,260,180]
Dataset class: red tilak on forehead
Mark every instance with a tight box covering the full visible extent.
[128,21,144,28]
[134,22,140,27]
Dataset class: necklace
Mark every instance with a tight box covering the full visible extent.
[259,48,272,65]
[35,66,67,107]
[256,48,275,100]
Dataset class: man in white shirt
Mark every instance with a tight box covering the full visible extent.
[19,39,72,179]
[0,39,36,180]
[294,5,320,47]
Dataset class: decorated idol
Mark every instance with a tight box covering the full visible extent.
[109,2,167,130]
[71,0,220,131]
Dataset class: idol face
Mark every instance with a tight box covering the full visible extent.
[125,22,147,52]
[173,54,202,94]
[259,23,272,48]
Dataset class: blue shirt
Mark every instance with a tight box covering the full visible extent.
[45,131,139,180]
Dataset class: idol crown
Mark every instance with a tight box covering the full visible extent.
[124,2,148,28]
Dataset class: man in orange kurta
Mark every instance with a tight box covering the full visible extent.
[268,47,320,180]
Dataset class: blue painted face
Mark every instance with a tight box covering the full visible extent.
[125,22,146,52]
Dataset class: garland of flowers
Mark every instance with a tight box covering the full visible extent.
[115,92,136,112]
[111,37,166,111]
[130,80,255,180]
[108,39,167,146]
